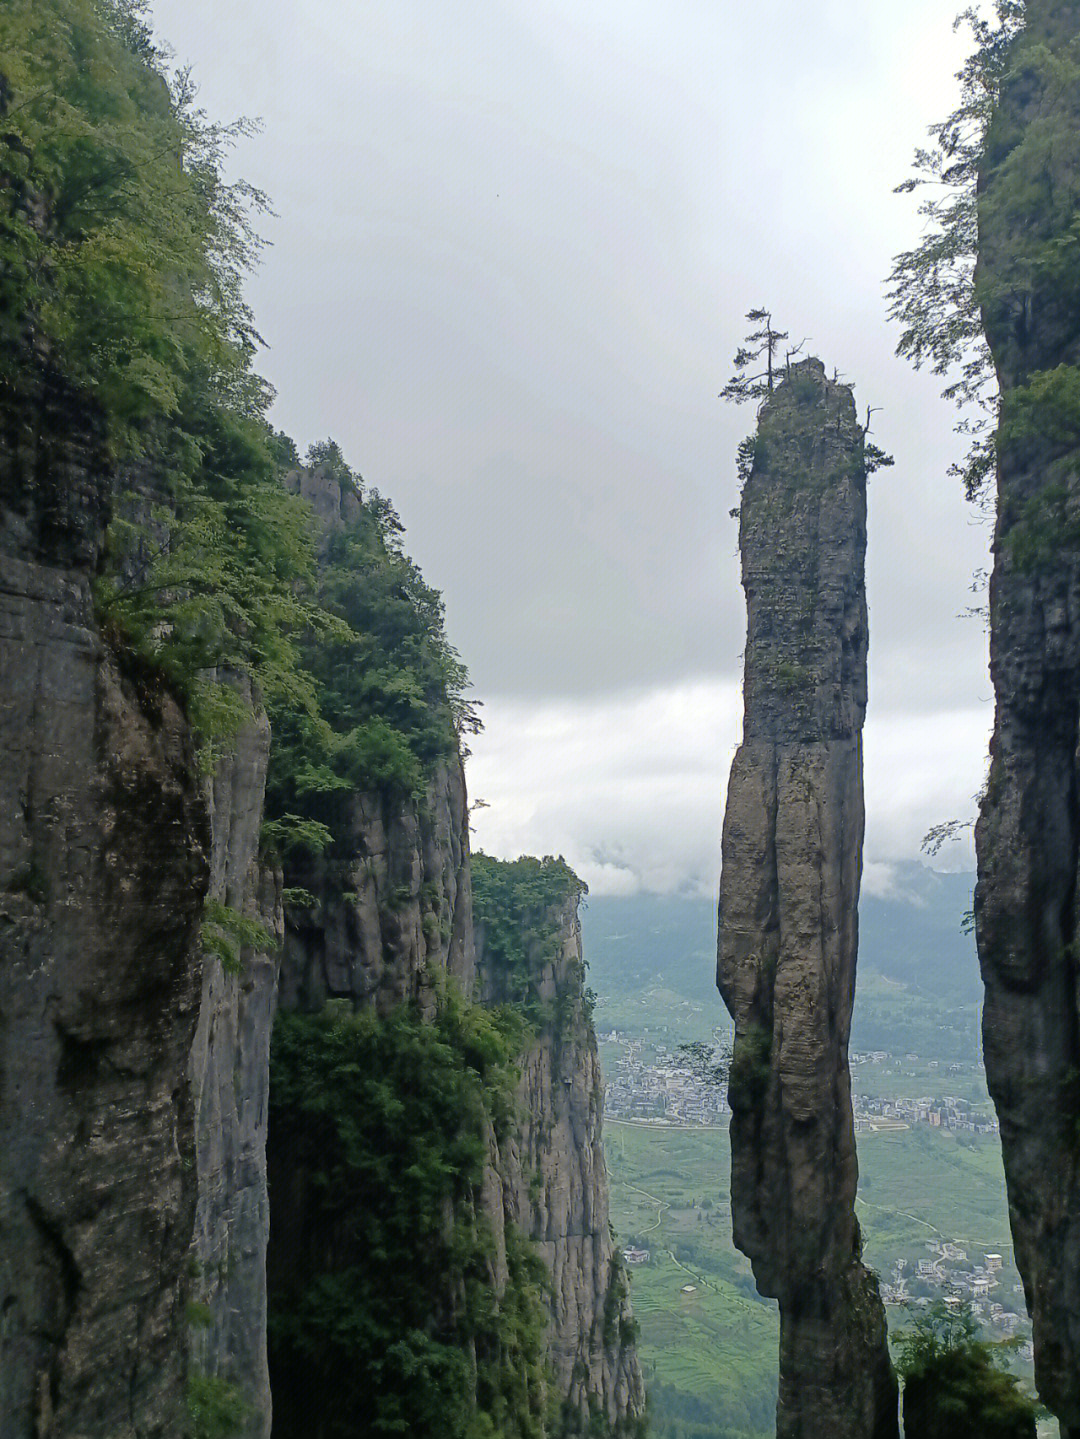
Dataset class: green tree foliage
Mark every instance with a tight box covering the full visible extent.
[893,0,1080,564]
[98,409,329,765]
[263,450,479,840]
[719,309,792,404]
[0,0,332,753]
[186,1374,247,1439]
[471,855,587,1026]
[2,2,475,780]
[0,0,265,436]
[895,1300,1038,1438]
[266,996,548,1439]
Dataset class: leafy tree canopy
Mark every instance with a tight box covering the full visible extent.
[895,1300,1038,1439]
[0,0,266,440]
[267,996,546,1439]
[887,3,1028,500]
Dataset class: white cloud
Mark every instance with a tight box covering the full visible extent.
[467,684,991,896]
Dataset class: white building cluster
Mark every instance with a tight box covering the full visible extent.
[601,1036,729,1125]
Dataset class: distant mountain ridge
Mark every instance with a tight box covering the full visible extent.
[581,863,980,1044]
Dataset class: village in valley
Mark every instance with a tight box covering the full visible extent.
[601,1030,1031,1357]
[600,1032,1000,1137]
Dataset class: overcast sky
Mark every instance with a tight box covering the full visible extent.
[152,0,993,896]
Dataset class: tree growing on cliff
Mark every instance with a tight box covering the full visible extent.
[0,0,267,436]
[886,2,1025,500]
[895,1300,1038,1439]
[720,309,793,403]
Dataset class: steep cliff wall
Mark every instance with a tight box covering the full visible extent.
[0,379,207,1437]
[265,474,640,1439]
[716,359,897,1438]
[474,858,646,1438]
[1,8,640,1432]
[277,758,474,1018]
[188,691,282,1439]
[975,5,1080,1431]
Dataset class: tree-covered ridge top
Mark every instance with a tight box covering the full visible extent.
[1,0,474,812]
[262,445,477,854]
[472,855,591,1029]
[472,854,587,917]
[0,0,265,439]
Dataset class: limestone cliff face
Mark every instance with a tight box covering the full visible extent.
[0,422,638,1438]
[267,472,639,1436]
[477,887,646,1437]
[716,359,897,1438]
[276,756,475,1018]
[975,5,1080,1430]
[188,691,282,1439]
[0,379,206,1437]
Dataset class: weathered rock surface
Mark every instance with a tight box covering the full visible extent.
[277,757,475,1018]
[478,890,646,1435]
[189,688,282,1439]
[275,463,476,1019]
[0,379,206,1437]
[976,6,1080,1430]
[0,417,640,1439]
[716,359,897,1438]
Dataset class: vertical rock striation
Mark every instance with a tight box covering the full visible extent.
[975,5,1080,1430]
[716,359,897,1439]
[0,416,641,1437]
[476,872,646,1436]
[188,688,282,1439]
[0,378,207,1437]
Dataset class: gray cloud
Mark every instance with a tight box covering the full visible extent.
[466,683,989,896]
[149,0,996,885]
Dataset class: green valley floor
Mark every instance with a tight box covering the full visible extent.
[604,1120,1030,1439]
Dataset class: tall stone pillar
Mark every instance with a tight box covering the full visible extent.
[717,358,897,1439]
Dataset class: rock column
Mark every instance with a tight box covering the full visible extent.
[717,359,897,1439]
[975,5,1080,1430]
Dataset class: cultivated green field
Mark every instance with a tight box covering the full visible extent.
[605,1121,777,1439]
[587,886,1037,1436]
[605,1119,1026,1439]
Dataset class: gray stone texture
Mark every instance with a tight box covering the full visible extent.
[276,757,476,1019]
[272,470,641,1434]
[717,360,897,1439]
[0,414,640,1439]
[275,463,476,1019]
[976,5,1080,1430]
[478,893,646,1435]
[0,379,206,1438]
[189,686,282,1439]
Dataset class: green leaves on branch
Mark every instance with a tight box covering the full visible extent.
[201,898,276,975]
[267,995,546,1439]
[894,1300,1038,1438]
[887,3,1080,504]
[186,1373,248,1439]
[0,0,267,443]
[720,309,795,405]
